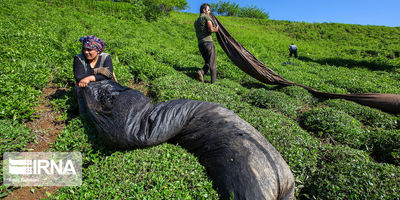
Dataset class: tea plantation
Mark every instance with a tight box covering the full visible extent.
[1,0,399,199]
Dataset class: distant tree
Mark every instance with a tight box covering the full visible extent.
[210,1,239,16]
[238,5,269,19]
[210,1,269,19]
[142,0,188,20]
[114,0,188,20]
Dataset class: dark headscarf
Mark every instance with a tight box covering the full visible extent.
[79,35,106,53]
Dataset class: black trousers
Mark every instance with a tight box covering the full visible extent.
[289,49,298,58]
[198,41,217,83]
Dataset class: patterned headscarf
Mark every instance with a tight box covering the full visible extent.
[79,35,106,53]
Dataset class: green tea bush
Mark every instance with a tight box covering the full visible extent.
[214,78,250,96]
[151,74,248,112]
[278,85,316,105]
[45,0,146,20]
[51,115,217,199]
[216,60,254,83]
[300,145,400,199]
[50,116,109,166]
[51,145,218,199]
[129,54,177,82]
[0,120,35,197]
[237,107,321,196]
[300,107,367,149]
[0,120,35,155]
[50,87,79,122]
[323,99,399,129]
[3,0,400,198]
[243,88,302,118]
[368,129,400,165]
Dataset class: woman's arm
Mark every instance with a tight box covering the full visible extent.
[78,75,96,88]
[74,55,97,87]
[73,56,89,82]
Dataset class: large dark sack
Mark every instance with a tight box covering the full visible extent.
[210,14,400,114]
[83,80,295,200]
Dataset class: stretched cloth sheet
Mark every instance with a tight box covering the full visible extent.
[210,14,400,114]
[83,80,295,200]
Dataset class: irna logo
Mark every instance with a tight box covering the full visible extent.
[3,152,82,186]
[8,159,77,175]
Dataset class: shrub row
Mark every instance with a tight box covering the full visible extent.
[300,145,400,199]
[243,88,303,119]
[300,106,400,166]
[50,116,218,199]
[0,120,35,197]
[323,99,399,129]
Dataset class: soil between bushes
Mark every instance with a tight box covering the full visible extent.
[4,81,149,200]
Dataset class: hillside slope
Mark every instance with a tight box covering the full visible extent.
[1,0,399,199]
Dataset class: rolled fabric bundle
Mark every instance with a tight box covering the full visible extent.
[82,80,295,200]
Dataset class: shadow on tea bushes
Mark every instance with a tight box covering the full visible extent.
[300,107,367,149]
[299,145,400,199]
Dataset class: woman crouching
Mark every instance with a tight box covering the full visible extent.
[73,35,115,114]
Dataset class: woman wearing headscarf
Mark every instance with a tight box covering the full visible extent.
[73,35,114,114]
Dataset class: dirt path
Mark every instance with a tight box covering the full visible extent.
[4,83,67,200]
[3,81,149,200]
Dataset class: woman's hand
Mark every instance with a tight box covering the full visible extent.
[78,75,96,88]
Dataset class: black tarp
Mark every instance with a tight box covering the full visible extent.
[210,14,400,114]
[83,80,295,200]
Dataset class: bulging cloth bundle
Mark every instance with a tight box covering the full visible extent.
[210,13,400,114]
[83,80,295,200]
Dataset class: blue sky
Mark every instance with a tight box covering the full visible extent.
[183,0,399,27]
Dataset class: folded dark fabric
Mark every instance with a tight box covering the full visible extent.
[210,13,400,114]
[83,80,295,200]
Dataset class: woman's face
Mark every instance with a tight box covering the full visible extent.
[83,48,99,61]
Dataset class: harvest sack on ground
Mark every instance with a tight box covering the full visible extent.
[83,80,295,200]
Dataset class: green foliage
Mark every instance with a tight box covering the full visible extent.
[236,107,321,196]
[238,5,269,19]
[278,85,317,105]
[51,145,218,199]
[300,145,400,199]
[50,115,114,166]
[2,0,400,199]
[368,129,400,165]
[0,120,34,155]
[243,88,302,118]
[210,1,269,19]
[151,74,247,112]
[50,117,218,199]
[210,1,239,16]
[0,120,35,197]
[323,99,399,129]
[49,87,79,122]
[300,107,367,149]
[114,0,188,21]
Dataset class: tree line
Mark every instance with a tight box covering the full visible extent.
[114,0,269,20]
[210,1,269,19]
